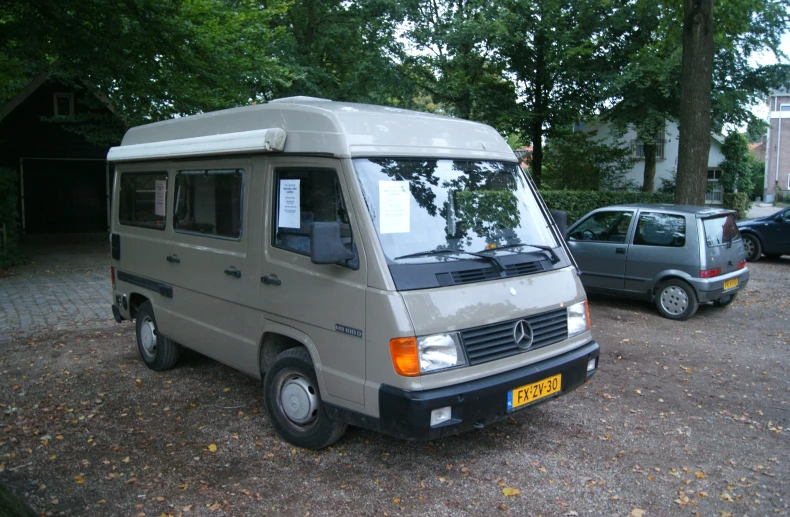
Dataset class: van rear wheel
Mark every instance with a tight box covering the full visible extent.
[135,301,179,371]
[264,347,347,450]
[655,279,698,320]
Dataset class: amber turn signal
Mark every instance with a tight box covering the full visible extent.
[390,337,420,376]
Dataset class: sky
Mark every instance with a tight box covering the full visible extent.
[748,32,790,120]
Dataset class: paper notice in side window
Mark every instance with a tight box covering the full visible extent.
[154,180,166,217]
[278,179,301,228]
[379,181,410,234]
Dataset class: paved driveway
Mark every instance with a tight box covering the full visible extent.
[0,234,112,342]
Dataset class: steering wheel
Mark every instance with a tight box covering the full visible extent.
[582,229,595,240]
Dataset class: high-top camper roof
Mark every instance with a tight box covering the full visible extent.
[107,97,515,163]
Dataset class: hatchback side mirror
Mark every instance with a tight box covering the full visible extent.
[310,222,358,269]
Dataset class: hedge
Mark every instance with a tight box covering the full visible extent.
[722,192,751,220]
[0,167,21,268]
[539,190,674,224]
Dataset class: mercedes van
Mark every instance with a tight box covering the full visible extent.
[108,97,599,449]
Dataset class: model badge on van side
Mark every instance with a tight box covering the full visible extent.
[335,324,363,338]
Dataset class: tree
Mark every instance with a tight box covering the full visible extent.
[719,132,762,197]
[0,0,291,145]
[542,130,637,191]
[498,0,626,187]
[675,0,714,205]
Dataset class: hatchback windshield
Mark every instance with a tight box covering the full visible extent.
[703,214,741,246]
[352,159,557,262]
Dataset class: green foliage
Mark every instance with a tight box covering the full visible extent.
[542,130,637,191]
[746,118,769,143]
[723,192,751,220]
[540,190,673,225]
[0,167,21,268]
[719,132,758,196]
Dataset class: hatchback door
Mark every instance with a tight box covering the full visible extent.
[567,210,634,291]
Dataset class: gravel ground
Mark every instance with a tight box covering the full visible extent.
[1,259,788,517]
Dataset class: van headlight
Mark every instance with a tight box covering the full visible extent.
[567,300,590,337]
[417,333,466,373]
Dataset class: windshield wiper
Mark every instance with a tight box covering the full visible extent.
[478,243,560,264]
[393,248,505,272]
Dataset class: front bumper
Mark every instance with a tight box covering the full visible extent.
[326,340,599,441]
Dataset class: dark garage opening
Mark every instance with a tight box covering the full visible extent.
[23,159,107,234]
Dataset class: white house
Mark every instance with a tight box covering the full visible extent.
[580,120,726,202]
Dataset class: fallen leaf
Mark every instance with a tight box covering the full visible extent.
[73,475,85,485]
[630,509,646,517]
[393,498,401,504]
[720,492,734,502]
[208,444,217,452]
[695,471,705,479]
[502,487,521,497]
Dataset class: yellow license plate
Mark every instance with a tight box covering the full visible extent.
[724,278,738,290]
[507,374,562,411]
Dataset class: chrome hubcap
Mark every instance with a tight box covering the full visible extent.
[660,286,689,315]
[280,375,318,425]
[140,318,157,357]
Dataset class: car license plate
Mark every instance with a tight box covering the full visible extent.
[724,278,738,290]
[507,374,562,411]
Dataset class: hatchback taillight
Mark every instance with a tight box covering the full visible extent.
[736,260,746,269]
[699,267,721,278]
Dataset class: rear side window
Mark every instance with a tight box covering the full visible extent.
[703,214,740,246]
[173,169,244,239]
[119,172,167,230]
[273,168,352,255]
[634,212,686,247]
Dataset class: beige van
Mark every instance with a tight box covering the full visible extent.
[108,97,599,449]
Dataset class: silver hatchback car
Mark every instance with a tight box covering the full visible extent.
[566,204,749,320]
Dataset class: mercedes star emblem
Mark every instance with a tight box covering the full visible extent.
[512,319,534,350]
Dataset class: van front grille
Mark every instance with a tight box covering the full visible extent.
[460,308,568,365]
[446,260,546,286]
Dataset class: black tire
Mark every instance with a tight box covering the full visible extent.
[135,301,179,371]
[742,233,762,262]
[264,347,347,450]
[655,279,699,320]
[713,292,737,307]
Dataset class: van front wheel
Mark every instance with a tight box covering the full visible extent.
[264,347,347,450]
[135,301,179,371]
[655,279,698,320]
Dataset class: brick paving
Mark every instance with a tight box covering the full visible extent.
[0,268,114,342]
[1,235,116,342]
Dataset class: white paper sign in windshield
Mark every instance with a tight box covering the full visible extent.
[154,180,166,217]
[379,180,410,234]
[278,179,301,228]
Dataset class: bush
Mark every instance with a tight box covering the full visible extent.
[723,192,751,220]
[540,190,673,224]
[0,167,22,268]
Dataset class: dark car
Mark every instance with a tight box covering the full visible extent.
[566,204,749,320]
[736,206,790,262]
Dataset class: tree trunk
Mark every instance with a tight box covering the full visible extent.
[530,30,546,188]
[675,0,714,205]
[641,142,657,192]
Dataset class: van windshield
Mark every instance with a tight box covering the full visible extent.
[352,159,557,263]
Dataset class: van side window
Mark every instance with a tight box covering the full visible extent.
[568,211,633,242]
[119,172,168,230]
[273,169,352,255]
[173,169,244,239]
[633,212,686,247]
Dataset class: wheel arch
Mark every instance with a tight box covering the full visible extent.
[258,323,321,379]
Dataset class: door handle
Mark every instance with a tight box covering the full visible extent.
[166,255,181,263]
[224,268,241,278]
[615,248,626,255]
[261,275,281,286]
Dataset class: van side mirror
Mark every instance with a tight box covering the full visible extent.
[310,222,357,268]
[551,210,568,238]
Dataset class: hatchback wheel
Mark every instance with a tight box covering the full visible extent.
[742,234,762,262]
[655,279,698,320]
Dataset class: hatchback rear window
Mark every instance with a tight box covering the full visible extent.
[702,214,740,246]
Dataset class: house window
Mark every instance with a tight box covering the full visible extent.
[634,130,665,160]
[780,104,790,112]
[54,93,74,116]
[705,169,723,204]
